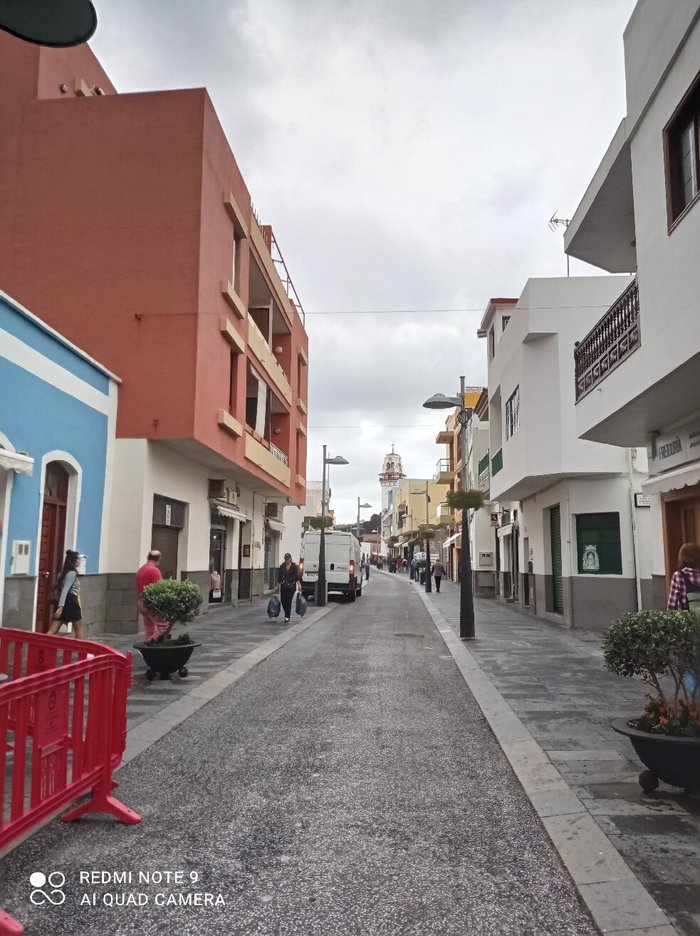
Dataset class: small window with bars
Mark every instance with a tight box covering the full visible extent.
[505,386,520,439]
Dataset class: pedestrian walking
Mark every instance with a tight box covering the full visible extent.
[365,556,370,579]
[431,559,446,593]
[277,552,300,623]
[49,549,84,639]
[136,549,168,642]
[667,542,700,612]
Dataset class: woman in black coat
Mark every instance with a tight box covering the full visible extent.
[277,552,300,623]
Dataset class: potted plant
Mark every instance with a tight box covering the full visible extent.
[603,608,700,792]
[134,579,203,680]
[447,488,486,511]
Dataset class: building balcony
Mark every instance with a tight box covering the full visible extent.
[434,458,455,484]
[437,502,454,526]
[564,121,636,273]
[574,278,640,403]
[435,429,452,444]
[245,431,290,487]
[247,319,293,406]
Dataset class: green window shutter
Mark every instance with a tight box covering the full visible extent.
[478,453,490,476]
[576,513,622,575]
[550,504,563,614]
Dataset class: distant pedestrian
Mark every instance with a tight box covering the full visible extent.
[365,556,370,579]
[667,543,700,612]
[136,549,168,642]
[277,552,301,623]
[49,549,84,639]
[431,559,445,593]
[410,557,417,581]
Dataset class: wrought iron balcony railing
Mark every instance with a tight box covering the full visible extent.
[574,279,640,403]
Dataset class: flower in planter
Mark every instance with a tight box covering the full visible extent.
[603,609,700,736]
[140,579,202,645]
[447,489,486,512]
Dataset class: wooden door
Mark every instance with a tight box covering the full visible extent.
[151,525,179,579]
[36,463,69,633]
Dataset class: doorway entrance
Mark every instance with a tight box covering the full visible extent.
[663,485,700,585]
[36,462,69,633]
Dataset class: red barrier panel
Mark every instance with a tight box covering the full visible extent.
[0,629,140,935]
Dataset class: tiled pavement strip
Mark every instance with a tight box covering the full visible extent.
[391,569,700,936]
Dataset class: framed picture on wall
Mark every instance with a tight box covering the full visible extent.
[243,545,251,557]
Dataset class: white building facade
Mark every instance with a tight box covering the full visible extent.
[565,0,700,608]
[482,279,652,629]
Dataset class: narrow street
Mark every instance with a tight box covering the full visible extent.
[2,574,597,936]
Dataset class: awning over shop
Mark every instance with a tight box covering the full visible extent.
[0,449,33,475]
[211,500,248,523]
[642,463,700,495]
[443,531,462,548]
[266,518,285,533]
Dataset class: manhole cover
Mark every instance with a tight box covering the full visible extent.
[394,633,422,638]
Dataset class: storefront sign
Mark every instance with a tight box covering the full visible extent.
[634,493,651,508]
[649,418,700,474]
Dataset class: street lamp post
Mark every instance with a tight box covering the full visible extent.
[424,376,475,639]
[318,445,349,607]
[356,499,372,540]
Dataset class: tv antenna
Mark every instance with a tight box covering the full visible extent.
[548,212,571,277]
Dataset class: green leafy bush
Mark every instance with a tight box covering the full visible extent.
[447,489,486,511]
[603,609,700,735]
[308,516,333,530]
[141,579,202,639]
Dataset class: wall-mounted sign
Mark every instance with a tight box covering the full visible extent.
[649,418,700,474]
[634,493,651,508]
[479,551,493,566]
[165,504,172,526]
[490,513,499,526]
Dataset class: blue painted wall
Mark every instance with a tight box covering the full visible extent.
[1,296,114,577]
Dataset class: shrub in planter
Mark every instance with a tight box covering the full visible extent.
[603,609,700,736]
[140,579,202,645]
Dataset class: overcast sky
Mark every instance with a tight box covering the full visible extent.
[91,0,636,524]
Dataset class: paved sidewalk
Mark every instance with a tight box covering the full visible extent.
[94,593,332,730]
[399,571,700,936]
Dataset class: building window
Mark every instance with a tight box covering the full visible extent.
[502,315,510,331]
[576,513,622,575]
[488,327,495,360]
[505,386,520,439]
[665,71,700,225]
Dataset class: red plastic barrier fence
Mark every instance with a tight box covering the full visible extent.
[0,629,140,935]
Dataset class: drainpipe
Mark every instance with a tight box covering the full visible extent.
[628,448,642,610]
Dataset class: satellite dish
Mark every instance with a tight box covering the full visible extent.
[0,0,97,47]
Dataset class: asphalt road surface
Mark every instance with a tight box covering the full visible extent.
[2,574,598,936]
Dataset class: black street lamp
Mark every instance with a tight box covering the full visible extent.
[356,498,372,539]
[424,376,476,640]
[317,445,349,607]
[0,0,97,46]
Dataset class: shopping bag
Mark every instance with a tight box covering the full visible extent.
[295,592,307,617]
[267,595,281,618]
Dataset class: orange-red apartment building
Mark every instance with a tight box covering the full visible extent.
[0,33,309,628]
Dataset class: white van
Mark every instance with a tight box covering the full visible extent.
[299,530,363,602]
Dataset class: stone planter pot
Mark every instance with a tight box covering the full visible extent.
[612,717,700,793]
[133,641,201,680]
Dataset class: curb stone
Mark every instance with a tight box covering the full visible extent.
[414,583,678,936]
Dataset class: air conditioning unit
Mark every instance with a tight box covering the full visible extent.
[208,479,226,499]
[265,502,280,519]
